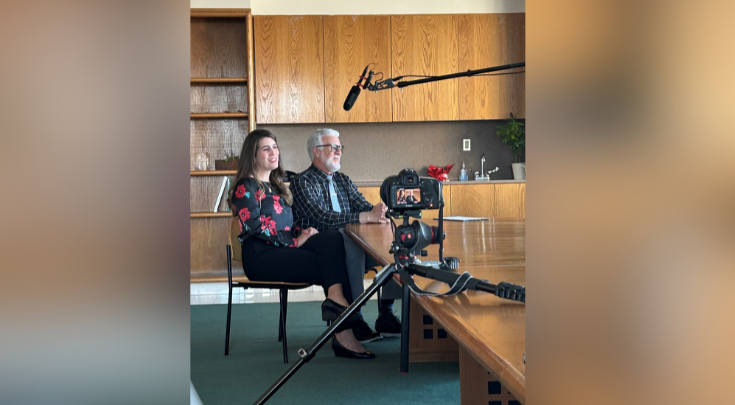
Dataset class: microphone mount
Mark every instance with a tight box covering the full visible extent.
[362,62,525,92]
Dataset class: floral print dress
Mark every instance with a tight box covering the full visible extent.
[231,177,298,248]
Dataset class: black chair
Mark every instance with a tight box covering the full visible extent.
[225,217,312,363]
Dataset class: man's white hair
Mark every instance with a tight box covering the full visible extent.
[307,128,340,161]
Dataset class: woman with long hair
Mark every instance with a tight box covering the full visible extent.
[228,129,374,359]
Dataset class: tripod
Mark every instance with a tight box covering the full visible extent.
[253,259,525,405]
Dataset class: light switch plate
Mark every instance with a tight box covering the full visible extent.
[463,139,471,151]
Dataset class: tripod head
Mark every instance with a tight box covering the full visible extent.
[387,210,444,267]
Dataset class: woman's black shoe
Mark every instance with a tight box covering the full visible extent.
[332,337,376,360]
[321,298,360,322]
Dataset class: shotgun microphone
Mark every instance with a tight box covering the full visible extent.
[343,85,361,111]
[343,65,370,111]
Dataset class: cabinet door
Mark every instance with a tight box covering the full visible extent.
[324,16,392,123]
[391,15,459,121]
[254,16,325,123]
[450,184,496,218]
[494,183,525,218]
[458,13,525,120]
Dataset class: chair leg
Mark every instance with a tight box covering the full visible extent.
[278,295,283,342]
[279,288,288,363]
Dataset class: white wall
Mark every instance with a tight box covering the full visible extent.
[191,0,524,14]
[191,0,251,9]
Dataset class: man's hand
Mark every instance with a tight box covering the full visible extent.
[359,202,389,224]
[296,227,319,247]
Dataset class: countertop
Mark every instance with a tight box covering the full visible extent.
[353,179,525,187]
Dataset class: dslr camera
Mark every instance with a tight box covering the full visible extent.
[380,169,445,260]
[380,168,442,212]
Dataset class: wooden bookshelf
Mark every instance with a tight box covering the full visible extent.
[191,9,255,278]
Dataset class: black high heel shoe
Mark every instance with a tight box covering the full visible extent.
[332,337,376,360]
[321,298,361,324]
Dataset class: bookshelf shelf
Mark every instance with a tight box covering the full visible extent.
[191,212,232,218]
[190,170,237,176]
[191,77,247,83]
[190,112,248,119]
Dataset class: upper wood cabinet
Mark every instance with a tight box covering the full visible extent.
[459,13,525,120]
[254,16,325,123]
[323,16,392,123]
[391,15,459,122]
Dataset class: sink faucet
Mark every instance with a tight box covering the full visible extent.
[475,153,499,180]
[477,153,490,180]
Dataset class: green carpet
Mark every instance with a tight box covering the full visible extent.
[191,301,460,405]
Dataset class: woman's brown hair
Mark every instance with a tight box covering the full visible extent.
[227,129,293,214]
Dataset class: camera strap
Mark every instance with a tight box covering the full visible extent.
[396,267,483,297]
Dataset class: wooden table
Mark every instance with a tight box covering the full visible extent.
[345,219,526,404]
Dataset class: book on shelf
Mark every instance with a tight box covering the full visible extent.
[213,177,228,212]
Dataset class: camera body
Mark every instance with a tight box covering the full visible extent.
[380,168,442,212]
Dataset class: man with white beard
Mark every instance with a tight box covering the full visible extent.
[290,128,403,343]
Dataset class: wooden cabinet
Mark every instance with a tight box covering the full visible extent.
[323,15,392,122]
[254,16,325,123]
[391,15,459,122]
[458,13,525,120]
[251,13,524,123]
[449,183,525,218]
[190,9,255,278]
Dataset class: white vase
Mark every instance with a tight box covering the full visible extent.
[512,163,525,180]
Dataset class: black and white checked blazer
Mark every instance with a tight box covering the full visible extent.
[290,164,373,231]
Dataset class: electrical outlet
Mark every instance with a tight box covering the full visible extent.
[463,139,471,151]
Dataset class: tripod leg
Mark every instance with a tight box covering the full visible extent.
[399,283,411,373]
[252,264,397,405]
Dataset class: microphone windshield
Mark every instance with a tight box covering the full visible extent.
[343,85,361,111]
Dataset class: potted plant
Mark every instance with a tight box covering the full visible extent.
[496,113,525,180]
[215,154,240,170]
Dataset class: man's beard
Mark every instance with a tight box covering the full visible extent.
[323,156,341,172]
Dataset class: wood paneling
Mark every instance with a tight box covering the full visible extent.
[191,17,249,78]
[391,15,459,121]
[190,83,248,114]
[357,186,382,206]
[450,184,496,218]
[190,119,249,169]
[254,16,325,123]
[191,217,231,276]
[458,14,525,120]
[494,183,525,218]
[460,346,521,405]
[323,16,392,122]
[409,296,459,362]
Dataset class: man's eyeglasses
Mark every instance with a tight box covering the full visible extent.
[315,144,345,153]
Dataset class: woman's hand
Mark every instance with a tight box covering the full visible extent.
[296,227,319,247]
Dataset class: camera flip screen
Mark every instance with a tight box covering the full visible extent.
[395,187,422,206]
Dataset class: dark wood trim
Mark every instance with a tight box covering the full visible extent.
[190,78,247,83]
[191,8,251,18]
[190,112,248,119]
